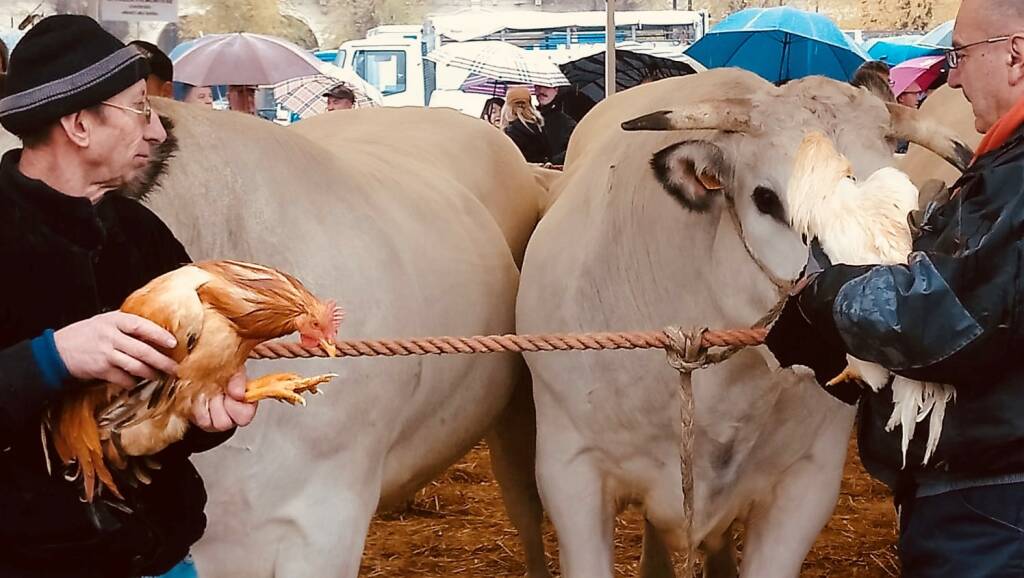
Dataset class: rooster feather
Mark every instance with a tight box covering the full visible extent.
[786,132,954,467]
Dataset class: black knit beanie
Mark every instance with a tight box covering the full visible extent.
[0,15,149,136]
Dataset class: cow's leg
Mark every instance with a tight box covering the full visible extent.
[271,472,382,578]
[738,406,855,578]
[487,371,552,578]
[640,519,677,578]
[193,454,383,578]
[534,380,615,578]
[700,528,739,578]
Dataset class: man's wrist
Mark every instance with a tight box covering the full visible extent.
[30,329,71,390]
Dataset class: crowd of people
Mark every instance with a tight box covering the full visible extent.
[478,84,578,165]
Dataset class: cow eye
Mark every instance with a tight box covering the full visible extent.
[752,186,786,223]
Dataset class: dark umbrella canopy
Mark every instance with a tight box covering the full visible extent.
[559,49,703,102]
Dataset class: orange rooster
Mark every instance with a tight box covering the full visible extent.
[47,260,342,501]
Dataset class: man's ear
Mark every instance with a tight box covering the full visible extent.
[649,140,731,212]
[1009,34,1024,86]
[58,110,92,148]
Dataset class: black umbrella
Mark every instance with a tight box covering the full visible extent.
[559,48,704,103]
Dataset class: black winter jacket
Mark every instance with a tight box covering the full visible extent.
[0,149,228,577]
[505,119,552,164]
[791,127,1024,490]
[538,102,577,165]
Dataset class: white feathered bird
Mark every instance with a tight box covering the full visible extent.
[785,131,955,467]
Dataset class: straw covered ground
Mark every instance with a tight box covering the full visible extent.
[360,436,898,577]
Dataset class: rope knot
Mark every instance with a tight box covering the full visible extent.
[664,326,712,373]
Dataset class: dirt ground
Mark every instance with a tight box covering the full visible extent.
[360,436,898,577]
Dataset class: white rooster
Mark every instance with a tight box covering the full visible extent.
[785,131,955,467]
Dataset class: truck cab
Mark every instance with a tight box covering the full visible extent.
[337,30,435,107]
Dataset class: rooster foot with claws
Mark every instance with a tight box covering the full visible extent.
[244,373,337,405]
[827,366,863,388]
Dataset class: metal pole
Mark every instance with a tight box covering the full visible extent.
[606,0,615,98]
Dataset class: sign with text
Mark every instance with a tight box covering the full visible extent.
[100,0,178,22]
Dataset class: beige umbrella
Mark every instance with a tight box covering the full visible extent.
[274,65,383,119]
[173,32,324,86]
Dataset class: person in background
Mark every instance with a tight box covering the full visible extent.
[227,85,256,114]
[851,60,896,102]
[129,40,173,99]
[480,96,504,128]
[324,83,356,112]
[502,86,550,164]
[184,85,214,107]
[533,84,576,164]
[172,82,214,107]
[0,38,8,95]
[897,81,927,108]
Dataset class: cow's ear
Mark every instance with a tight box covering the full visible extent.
[650,140,731,212]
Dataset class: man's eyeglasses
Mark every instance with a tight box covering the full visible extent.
[945,36,1012,69]
[99,98,153,122]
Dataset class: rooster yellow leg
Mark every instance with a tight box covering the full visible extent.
[243,373,338,406]
[826,365,861,388]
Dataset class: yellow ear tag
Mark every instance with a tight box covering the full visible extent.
[697,171,724,190]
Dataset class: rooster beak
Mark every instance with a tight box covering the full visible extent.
[320,339,338,358]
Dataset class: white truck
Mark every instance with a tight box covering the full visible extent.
[325,9,709,114]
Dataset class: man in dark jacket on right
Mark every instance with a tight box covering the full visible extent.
[766,0,1024,575]
[534,85,577,164]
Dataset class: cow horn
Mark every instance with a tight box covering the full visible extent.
[621,99,756,134]
[887,103,974,172]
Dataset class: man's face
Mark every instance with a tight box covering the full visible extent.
[327,96,354,111]
[84,79,166,190]
[949,1,1017,132]
[535,86,558,106]
[897,90,923,108]
[186,85,214,106]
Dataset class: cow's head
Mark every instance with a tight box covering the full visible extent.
[620,76,972,282]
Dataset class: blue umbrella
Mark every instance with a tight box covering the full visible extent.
[686,6,868,84]
[919,20,954,49]
[863,35,942,65]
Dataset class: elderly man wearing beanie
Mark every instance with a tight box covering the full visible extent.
[0,15,257,578]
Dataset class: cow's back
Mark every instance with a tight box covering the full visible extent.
[147,101,524,576]
[293,107,545,265]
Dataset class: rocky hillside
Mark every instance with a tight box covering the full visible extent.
[0,0,961,50]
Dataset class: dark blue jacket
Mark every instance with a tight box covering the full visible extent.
[790,126,1024,490]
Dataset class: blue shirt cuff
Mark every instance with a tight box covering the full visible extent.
[30,329,71,390]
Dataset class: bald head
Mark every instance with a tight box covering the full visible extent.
[989,0,1024,24]
[949,0,1024,132]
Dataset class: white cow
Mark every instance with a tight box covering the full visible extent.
[517,69,970,578]
[80,102,549,577]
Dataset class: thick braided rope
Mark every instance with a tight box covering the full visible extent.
[248,328,768,360]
